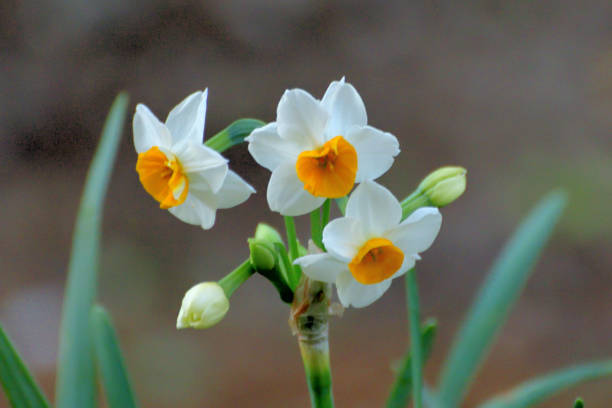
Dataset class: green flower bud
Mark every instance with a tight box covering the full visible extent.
[176,282,229,329]
[254,223,283,246]
[419,166,467,207]
[248,238,277,271]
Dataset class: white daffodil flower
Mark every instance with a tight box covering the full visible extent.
[246,78,400,216]
[294,181,442,308]
[134,90,255,229]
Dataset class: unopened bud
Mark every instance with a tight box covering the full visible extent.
[248,239,276,270]
[176,282,229,329]
[254,223,283,246]
[419,166,467,207]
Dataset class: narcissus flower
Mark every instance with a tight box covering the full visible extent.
[246,78,400,216]
[294,181,442,308]
[134,90,255,229]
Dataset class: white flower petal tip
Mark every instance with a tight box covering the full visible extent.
[134,91,252,229]
[176,282,229,329]
[247,79,398,216]
[317,180,442,308]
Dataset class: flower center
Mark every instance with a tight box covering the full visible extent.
[136,146,189,209]
[348,238,404,284]
[295,135,357,198]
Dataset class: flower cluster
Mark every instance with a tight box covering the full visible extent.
[133,79,465,327]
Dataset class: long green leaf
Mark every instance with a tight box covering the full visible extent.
[437,191,567,407]
[0,324,50,408]
[386,319,437,408]
[477,360,612,408]
[55,93,129,408]
[91,306,138,408]
[204,118,265,152]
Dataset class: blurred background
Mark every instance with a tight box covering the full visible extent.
[1,0,611,406]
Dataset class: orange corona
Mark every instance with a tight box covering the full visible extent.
[348,238,404,284]
[136,146,189,209]
[295,136,357,198]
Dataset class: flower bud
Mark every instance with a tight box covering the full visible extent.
[254,223,283,246]
[419,166,467,207]
[176,282,229,329]
[248,238,276,271]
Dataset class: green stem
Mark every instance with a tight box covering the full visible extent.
[218,260,254,297]
[284,216,300,261]
[310,209,322,249]
[300,341,333,408]
[284,216,303,290]
[401,191,431,219]
[335,197,348,215]
[291,277,334,408]
[321,200,331,229]
[406,268,423,408]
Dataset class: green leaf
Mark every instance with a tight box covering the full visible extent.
[437,191,567,407]
[574,398,584,408]
[204,118,265,153]
[91,306,138,408]
[386,319,437,408]
[55,92,129,408]
[477,361,612,408]
[0,324,51,408]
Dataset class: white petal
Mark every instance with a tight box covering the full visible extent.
[174,144,227,194]
[246,122,302,171]
[345,180,402,237]
[385,207,442,256]
[215,170,255,209]
[335,269,392,308]
[276,89,328,148]
[322,217,365,261]
[266,162,325,216]
[294,253,347,283]
[345,126,400,182]
[165,90,207,145]
[168,193,217,230]
[321,79,367,139]
[133,104,172,153]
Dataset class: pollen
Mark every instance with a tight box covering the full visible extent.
[348,238,404,284]
[295,136,357,198]
[136,146,189,209]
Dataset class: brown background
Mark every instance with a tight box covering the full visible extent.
[1,0,611,406]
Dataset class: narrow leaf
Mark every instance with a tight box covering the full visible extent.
[0,324,51,408]
[437,191,567,407]
[91,306,138,408]
[386,319,437,408]
[204,118,265,152]
[55,92,129,408]
[478,361,612,408]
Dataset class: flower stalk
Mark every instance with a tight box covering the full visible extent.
[283,216,303,288]
[218,260,254,297]
[290,277,334,408]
